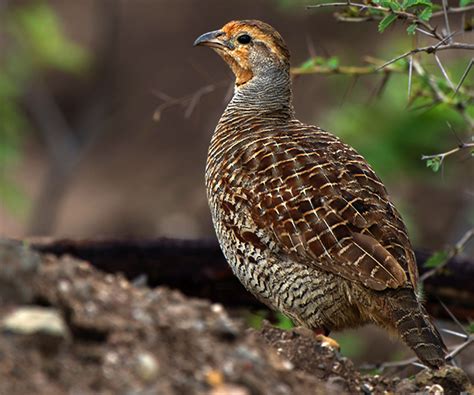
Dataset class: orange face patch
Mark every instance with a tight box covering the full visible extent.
[212,20,290,86]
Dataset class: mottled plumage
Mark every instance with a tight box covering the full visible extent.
[195,20,446,368]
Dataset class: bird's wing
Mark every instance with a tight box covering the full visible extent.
[233,125,417,291]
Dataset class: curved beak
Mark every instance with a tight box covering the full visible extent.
[193,30,231,49]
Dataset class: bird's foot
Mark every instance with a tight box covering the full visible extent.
[313,328,340,350]
[314,334,340,350]
[293,326,340,350]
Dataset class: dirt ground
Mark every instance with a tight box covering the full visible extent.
[0,239,471,394]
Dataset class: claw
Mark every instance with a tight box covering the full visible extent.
[315,334,340,350]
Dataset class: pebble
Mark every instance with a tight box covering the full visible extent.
[1,307,67,338]
[211,303,224,314]
[425,384,444,395]
[135,352,160,382]
[209,384,250,395]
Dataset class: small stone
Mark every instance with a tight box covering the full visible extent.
[209,384,250,395]
[213,317,239,340]
[211,303,224,314]
[1,307,67,338]
[104,351,119,364]
[58,280,70,293]
[84,301,98,315]
[361,382,374,394]
[425,384,444,395]
[281,359,294,371]
[135,352,160,382]
[235,346,261,364]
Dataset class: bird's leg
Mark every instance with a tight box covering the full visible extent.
[313,327,340,350]
[294,326,340,350]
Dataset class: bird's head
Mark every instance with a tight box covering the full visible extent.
[194,20,290,87]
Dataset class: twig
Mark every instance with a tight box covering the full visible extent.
[415,27,437,38]
[454,58,473,97]
[376,42,473,72]
[307,1,443,40]
[153,81,227,122]
[292,62,404,76]
[420,228,474,282]
[421,143,474,165]
[441,328,469,339]
[446,336,474,361]
[438,300,470,339]
[441,0,452,42]
[412,59,445,103]
[408,55,413,99]
[434,53,455,91]
[431,4,474,17]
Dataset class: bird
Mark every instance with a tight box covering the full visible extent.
[194,20,446,369]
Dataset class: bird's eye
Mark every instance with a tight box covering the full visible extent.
[237,34,251,44]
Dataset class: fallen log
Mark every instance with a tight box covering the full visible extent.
[30,237,474,321]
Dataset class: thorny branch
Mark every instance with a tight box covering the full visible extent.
[308,1,449,40]
[153,81,229,121]
[421,117,474,169]
[376,42,473,72]
[306,0,474,132]
[420,228,474,282]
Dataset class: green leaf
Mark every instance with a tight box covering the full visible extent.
[407,23,417,34]
[300,56,327,69]
[460,0,473,6]
[389,1,402,11]
[419,6,433,21]
[379,0,394,7]
[468,322,474,334]
[425,156,442,172]
[246,310,268,329]
[274,313,294,330]
[326,56,340,69]
[379,13,398,32]
[424,250,449,268]
[402,0,432,9]
[299,58,316,70]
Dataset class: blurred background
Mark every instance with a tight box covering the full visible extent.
[0,0,473,374]
[0,0,472,250]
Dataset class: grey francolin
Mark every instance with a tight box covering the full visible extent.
[194,20,446,368]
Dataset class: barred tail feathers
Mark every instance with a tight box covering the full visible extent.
[389,288,446,369]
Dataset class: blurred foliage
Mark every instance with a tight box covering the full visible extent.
[424,250,450,268]
[321,70,465,182]
[275,312,295,329]
[468,321,474,334]
[0,2,89,217]
[300,0,474,179]
[246,310,295,330]
[334,332,366,358]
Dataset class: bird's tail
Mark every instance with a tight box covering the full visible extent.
[387,288,447,369]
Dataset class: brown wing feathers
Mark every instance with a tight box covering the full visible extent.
[241,126,411,291]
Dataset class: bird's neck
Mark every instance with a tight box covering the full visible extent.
[224,68,294,121]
